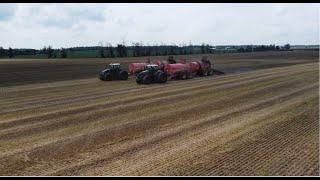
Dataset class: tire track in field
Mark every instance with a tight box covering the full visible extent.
[0,68,313,141]
[5,81,318,174]
[0,66,284,112]
[105,93,318,176]
[46,84,318,176]
[0,63,314,126]
[0,62,314,112]
[179,99,319,176]
[0,67,316,152]
[0,63,318,175]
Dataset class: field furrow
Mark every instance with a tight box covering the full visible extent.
[0,55,318,176]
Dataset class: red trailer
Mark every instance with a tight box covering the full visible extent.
[128,63,148,75]
[189,59,213,76]
[164,63,193,80]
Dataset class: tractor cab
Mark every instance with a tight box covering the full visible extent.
[106,63,121,71]
[144,64,159,74]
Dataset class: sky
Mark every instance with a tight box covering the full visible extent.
[0,3,319,49]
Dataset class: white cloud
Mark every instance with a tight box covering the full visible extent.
[0,3,318,49]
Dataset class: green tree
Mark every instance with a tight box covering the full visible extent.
[99,47,105,58]
[116,44,127,57]
[61,48,67,58]
[8,47,14,58]
[201,43,205,54]
[107,44,114,58]
[47,46,53,58]
[0,47,5,57]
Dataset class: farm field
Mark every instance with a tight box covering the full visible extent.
[0,51,318,176]
[0,50,318,87]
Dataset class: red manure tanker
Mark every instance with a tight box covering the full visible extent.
[189,59,213,76]
[162,57,213,80]
[164,63,193,80]
[129,56,216,80]
[128,63,148,75]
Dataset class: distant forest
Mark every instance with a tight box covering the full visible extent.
[0,43,307,59]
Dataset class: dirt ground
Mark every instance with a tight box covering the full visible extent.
[0,50,318,87]
[0,51,318,176]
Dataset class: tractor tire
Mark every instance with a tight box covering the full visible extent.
[136,78,143,84]
[104,73,112,81]
[136,74,143,84]
[136,79,142,84]
[142,74,152,84]
[157,72,167,83]
[119,70,128,80]
[154,71,161,80]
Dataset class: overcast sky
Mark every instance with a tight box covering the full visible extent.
[0,3,319,49]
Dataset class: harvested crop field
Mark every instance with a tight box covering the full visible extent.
[0,51,319,176]
[0,51,318,87]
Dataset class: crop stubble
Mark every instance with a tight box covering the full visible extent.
[0,58,318,175]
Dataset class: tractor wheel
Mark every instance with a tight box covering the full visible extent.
[119,70,128,80]
[142,74,152,84]
[104,73,112,81]
[136,77,143,84]
[157,72,167,83]
[136,74,143,84]
[154,71,161,80]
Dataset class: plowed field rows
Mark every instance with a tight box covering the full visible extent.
[0,51,318,87]
[0,58,318,175]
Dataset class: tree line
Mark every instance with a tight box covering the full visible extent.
[0,43,291,59]
[237,44,290,53]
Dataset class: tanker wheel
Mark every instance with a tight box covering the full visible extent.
[203,70,208,76]
[198,70,204,77]
[181,71,187,80]
[142,74,152,84]
[187,71,193,79]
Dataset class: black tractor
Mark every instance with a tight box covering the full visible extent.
[99,63,128,81]
[136,64,167,84]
